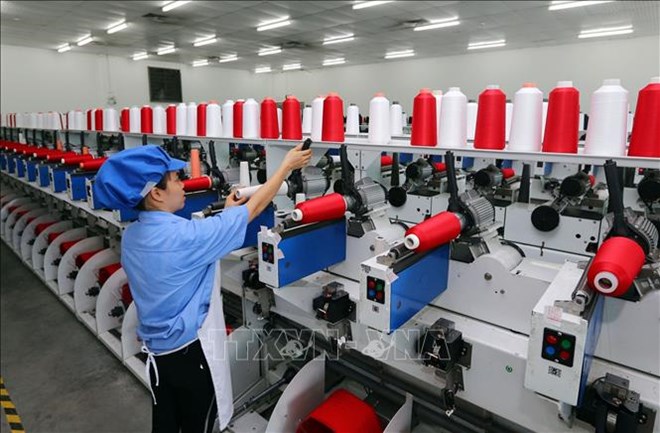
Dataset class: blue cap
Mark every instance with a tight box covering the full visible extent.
[92,145,187,209]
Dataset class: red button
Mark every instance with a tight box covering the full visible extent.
[546,334,558,345]
[368,280,375,289]
[559,351,570,361]
[376,292,383,301]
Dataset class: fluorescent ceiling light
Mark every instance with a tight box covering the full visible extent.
[157,46,176,55]
[548,1,613,11]
[219,54,238,63]
[578,25,633,38]
[414,17,460,32]
[162,1,191,12]
[193,35,217,47]
[132,52,149,61]
[323,34,355,45]
[258,47,282,56]
[76,35,93,46]
[353,1,393,10]
[257,16,291,32]
[323,57,346,66]
[57,44,71,53]
[468,39,506,50]
[385,49,414,59]
[107,20,128,34]
[283,63,301,71]
[255,66,272,74]
[192,59,209,67]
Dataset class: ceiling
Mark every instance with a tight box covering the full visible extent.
[1,1,658,72]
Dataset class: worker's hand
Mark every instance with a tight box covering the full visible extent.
[281,143,312,173]
[225,189,248,208]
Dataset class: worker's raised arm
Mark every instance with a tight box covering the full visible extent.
[245,143,312,222]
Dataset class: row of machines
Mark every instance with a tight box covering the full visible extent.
[1,125,659,433]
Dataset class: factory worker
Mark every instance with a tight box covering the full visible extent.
[92,144,311,433]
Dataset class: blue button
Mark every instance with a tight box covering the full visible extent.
[545,346,556,357]
[368,290,376,299]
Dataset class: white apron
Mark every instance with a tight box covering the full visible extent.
[197,261,234,430]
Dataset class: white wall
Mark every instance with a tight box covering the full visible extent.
[0,44,265,113]
[2,35,658,115]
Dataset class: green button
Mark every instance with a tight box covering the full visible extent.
[561,339,572,350]
[376,283,383,291]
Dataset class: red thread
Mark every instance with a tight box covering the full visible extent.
[35,221,55,236]
[411,88,437,146]
[47,232,63,244]
[95,108,104,131]
[233,100,244,138]
[60,154,93,165]
[588,237,645,297]
[405,211,462,252]
[98,263,122,286]
[87,110,93,130]
[296,389,381,433]
[260,97,279,139]
[474,86,506,150]
[75,249,102,269]
[433,162,447,172]
[45,151,77,162]
[322,93,345,142]
[628,79,660,157]
[79,157,108,171]
[282,95,302,140]
[501,167,515,179]
[182,176,213,192]
[294,193,347,224]
[380,155,393,166]
[140,106,153,134]
[542,84,580,153]
[166,105,177,135]
[59,239,82,255]
[197,103,207,137]
[120,108,130,132]
[121,283,133,308]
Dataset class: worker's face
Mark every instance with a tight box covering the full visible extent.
[156,171,185,212]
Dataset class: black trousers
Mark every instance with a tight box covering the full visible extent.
[149,339,217,433]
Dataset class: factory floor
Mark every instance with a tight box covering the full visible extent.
[0,241,151,433]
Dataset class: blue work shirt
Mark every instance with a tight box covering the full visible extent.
[121,205,249,354]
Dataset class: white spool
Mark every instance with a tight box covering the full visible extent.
[541,101,549,140]
[186,102,197,136]
[505,102,513,142]
[129,106,141,133]
[584,79,629,156]
[206,102,222,137]
[239,161,250,187]
[466,102,478,141]
[152,105,166,134]
[36,112,45,129]
[30,112,38,129]
[235,182,288,199]
[346,103,360,135]
[67,110,75,130]
[295,193,306,205]
[277,107,283,133]
[390,102,403,136]
[439,87,468,148]
[104,107,119,132]
[302,105,313,134]
[508,83,543,152]
[433,90,443,145]
[176,103,187,136]
[368,93,391,145]
[222,100,234,138]
[242,98,259,139]
[311,96,324,141]
[74,110,84,130]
